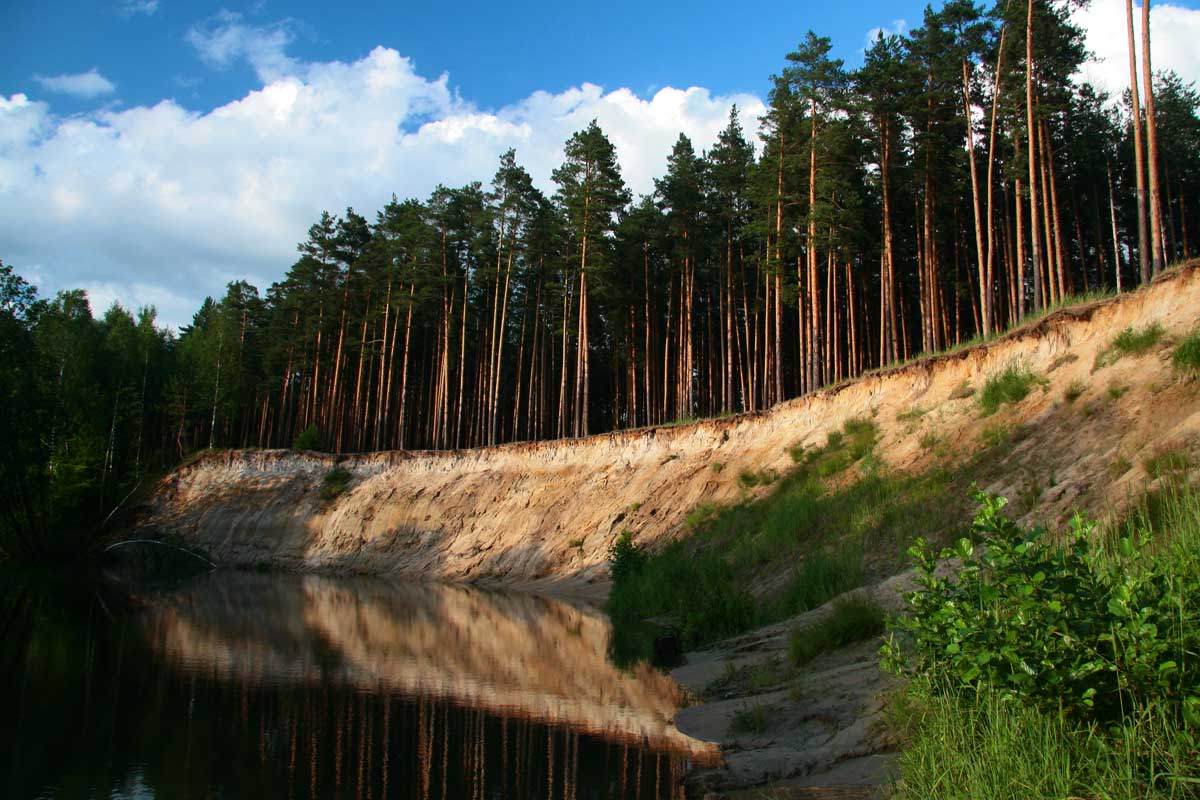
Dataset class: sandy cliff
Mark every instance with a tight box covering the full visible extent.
[143,262,1200,586]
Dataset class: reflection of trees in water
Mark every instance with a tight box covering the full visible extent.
[0,571,716,799]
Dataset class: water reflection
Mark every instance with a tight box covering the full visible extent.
[0,571,717,799]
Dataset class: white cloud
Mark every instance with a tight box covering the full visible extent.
[0,47,764,330]
[186,11,298,82]
[33,69,117,98]
[1074,0,1200,100]
[116,0,158,15]
[864,19,908,49]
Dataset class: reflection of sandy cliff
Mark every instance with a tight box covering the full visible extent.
[141,573,718,763]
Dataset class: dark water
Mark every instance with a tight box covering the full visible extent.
[0,570,718,799]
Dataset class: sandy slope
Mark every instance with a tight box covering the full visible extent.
[143,262,1200,587]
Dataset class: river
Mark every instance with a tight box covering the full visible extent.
[0,569,718,799]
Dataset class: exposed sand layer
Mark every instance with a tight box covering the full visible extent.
[144,262,1200,587]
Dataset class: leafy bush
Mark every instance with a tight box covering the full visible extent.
[607,529,647,583]
[884,492,1200,725]
[978,364,1042,416]
[1173,325,1200,375]
[319,466,351,503]
[293,425,321,451]
[789,594,885,666]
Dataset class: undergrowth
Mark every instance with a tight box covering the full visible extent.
[606,416,967,652]
[885,487,1200,798]
[788,594,885,667]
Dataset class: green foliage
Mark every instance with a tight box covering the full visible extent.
[788,595,885,667]
[778,544,863,616]
[607,529,647,583]
[605,539,756,647]
[1173,325,1200,375]
[319,466,352,504]
[1108,382,1130,400]
[918,431,940,451]
[978,364,1042,416]
[896,406,927,424]
[1096,323,1167,369]
[889,680,1200,800]
[885,492,1200,725]
[293,425,321,451]
[1063,380,1085,403]
[1143,446,1194,480]
[737,468,778,489]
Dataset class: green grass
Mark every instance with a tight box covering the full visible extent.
[978,364,1043,416]
[888,485,1200,799]
[1143,445,1194,480]
[737,468,778,489]
[1173,324,1200,375]
[607,416,968,653]
[788,595,885,667]
[897,406,927,424]
[1095,323,1167,371]
[1108,382,1130,400]
[729,703,767,735]
[1063,379,1085,403]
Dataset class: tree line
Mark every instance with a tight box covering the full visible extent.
[3,0,1199,557]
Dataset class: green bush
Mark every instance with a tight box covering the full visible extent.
[1173,325,1200,374]
[607,529,647,583]
[789,594,885,666]
[884,492,1200,725]
[293,425,321,451]
[319,466,351,503]
[978,364,1041,416]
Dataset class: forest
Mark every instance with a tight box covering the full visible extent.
[2,0,1199,557]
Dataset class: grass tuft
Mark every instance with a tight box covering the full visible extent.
[788,595,885,667]
[1063,379,1085,403]
[1095,323,1166,370]
[1173,324,1200,375]
[978,364,1042,417]
[729,703,767,735]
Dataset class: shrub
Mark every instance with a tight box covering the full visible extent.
[978,364,1042,416]
[737,468,778,489]
[319,466,351,504]
[789,595,885,666]
[607,529,646,583]
[293,425,321,451]
[1173,325,1200,375]
[884,492,1200,725]
[606,540,756,647]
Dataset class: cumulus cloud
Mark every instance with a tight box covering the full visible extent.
[116,0,158,15]
[186,11,298,82]
[33,68,117,98]
[1073,0,1200,100]
[0,48,763,329]
[864,19,908,49]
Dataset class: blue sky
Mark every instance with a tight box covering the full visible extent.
[2,0,1199,329]
[4,1,920,116]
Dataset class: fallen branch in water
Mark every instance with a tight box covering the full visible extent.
[102,538,216,569]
